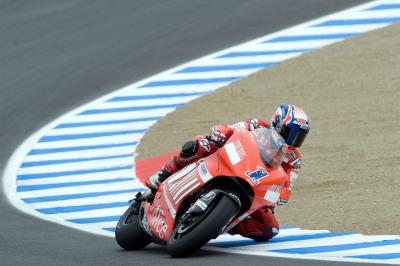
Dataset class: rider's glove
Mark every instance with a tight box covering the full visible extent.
[207,126,227,147]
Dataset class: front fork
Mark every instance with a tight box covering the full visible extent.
[128,190,158,238]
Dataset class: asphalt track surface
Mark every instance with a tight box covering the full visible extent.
[0,1,378,265]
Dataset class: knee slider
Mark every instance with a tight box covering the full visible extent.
[264,226,279,237]
[181,140,198,158]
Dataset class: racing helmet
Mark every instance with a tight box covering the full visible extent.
[270,104,310,148]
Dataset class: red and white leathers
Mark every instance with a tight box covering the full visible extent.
[147,118,302,242]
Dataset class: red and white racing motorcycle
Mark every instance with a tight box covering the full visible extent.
[115,128,288,257]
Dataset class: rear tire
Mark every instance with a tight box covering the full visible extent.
[166,195,238,257]
[115,205,151,250]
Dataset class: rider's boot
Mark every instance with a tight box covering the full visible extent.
[145,169,171,190]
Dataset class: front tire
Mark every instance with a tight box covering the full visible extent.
[115,204,151,250]
[166,195,238,257]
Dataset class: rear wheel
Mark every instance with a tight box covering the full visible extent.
[166,194,238,257]
[115,204,151,250]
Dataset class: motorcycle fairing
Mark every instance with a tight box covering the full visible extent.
[143,129,288,242]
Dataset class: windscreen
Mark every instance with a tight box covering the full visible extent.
[253,128,287,169]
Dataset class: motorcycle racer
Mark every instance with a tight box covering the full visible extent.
[145,103,310,242]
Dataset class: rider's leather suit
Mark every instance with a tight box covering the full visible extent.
[147,118,302,241]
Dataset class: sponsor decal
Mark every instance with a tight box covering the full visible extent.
[283,151,296,163]
[245,166,269,184]
[198,161,213,182]
[290,158,302,167]
[193,199,208,211]
[168,163,196,184]
[225,142,241,165]
[202,191,216,201]
[168,165,200,204]
[228,193,241,205]
[199,138,211,152]
[200,162,207,175]
[264,185,282,203]
[234,140,246,160]
[293,120,309,130]
[225,139,246,165]
[151,206,168,239]
[142,211,151,235]
[162,186,176,218]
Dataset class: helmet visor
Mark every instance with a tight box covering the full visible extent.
[281,126,308,148]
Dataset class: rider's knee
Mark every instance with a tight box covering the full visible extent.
[180,140,198,158]
[248,226,279,242]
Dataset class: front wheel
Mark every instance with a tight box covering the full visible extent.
[166,195,238,257]
[115,204,151,250]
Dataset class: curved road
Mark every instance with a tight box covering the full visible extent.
[0,1,375,265]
